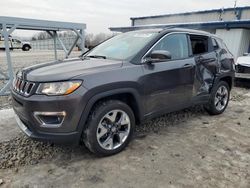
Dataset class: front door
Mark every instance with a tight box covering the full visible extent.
[141,33,195,115]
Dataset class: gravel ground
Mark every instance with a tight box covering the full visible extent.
[0,96,10,110]
[0,87,250,187]
[0,106,204,170]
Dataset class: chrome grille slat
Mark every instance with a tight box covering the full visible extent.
[13,78,35,97]
[20,80,25,93]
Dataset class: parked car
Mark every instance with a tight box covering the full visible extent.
[11,28,235,156]
[0,36,31,51]
[236,53,250,74]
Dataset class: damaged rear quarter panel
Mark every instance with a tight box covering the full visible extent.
[194,52,218,96]
[193,39,234,97]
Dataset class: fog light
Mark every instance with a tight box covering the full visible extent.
[33,111,66,128]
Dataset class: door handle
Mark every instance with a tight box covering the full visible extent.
[183,64,193,68]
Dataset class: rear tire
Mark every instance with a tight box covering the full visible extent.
[205,81,230,115]
[22,45,30,51]
[83,100,135,156]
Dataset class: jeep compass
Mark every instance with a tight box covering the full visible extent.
[12,28,235,156]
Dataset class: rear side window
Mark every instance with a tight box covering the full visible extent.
[190,35,209,55]
[152,33,189,60]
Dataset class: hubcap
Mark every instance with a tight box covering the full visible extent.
[96,110,131,150]
[214,85,229,111]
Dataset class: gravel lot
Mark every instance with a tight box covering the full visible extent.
[1,50,250,187]
[0,87,249,187]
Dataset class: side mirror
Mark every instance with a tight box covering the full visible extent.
[144,50,171,63]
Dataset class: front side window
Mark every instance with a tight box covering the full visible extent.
[13,39,21,44]
[151,33,189,60]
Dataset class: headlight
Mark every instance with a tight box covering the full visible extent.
[36,81,82,96]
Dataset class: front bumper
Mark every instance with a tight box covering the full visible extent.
[11,86,88,144]
[14,112,79,144]
[236,64,250,73]
[235,64,250,81]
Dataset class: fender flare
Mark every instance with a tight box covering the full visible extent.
[76,88,144,138]
[213,72,234,89]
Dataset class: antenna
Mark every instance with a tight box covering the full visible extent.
[234,0,239,19]
[234,0,237,8]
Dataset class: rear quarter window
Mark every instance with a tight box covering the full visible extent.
[212,38,219,50]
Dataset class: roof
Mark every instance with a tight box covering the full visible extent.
[130,6,250,20]
[110,20,250,32]
[162,28,211,35]
[0,16,86,31]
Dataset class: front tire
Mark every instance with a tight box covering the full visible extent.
[205,81,230,115]
[83,100,135,156]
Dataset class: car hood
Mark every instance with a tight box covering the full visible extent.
[22,57,123,82]
[236,56,250,67]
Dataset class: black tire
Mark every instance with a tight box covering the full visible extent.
[204,81,230,115]
[83,100,135,156]
[22,45,30,51]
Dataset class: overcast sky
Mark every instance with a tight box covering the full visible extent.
[1,0,250,37]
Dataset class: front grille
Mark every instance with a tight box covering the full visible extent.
[236,64,250,73]
[13,78,36,97]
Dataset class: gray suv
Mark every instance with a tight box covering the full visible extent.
[12,28,235,156]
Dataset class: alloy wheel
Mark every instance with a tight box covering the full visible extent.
[96,110,131,150]
[214,85,229,111]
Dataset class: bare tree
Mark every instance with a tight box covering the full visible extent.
[31,31,114,49]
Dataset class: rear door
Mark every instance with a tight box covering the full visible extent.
[141,33,196,115]
[189,35,218,99]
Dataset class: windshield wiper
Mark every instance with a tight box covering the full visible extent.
[86,55,106,59]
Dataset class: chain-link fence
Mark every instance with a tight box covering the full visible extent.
[30,37,80,51]
[0,37,82,106]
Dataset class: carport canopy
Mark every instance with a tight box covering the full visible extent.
[0,16,86,96]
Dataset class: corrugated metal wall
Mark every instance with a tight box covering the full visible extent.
[216,29,243,59]
[133,12,220,26]
[133,8,250,26]
[216,29,250,59]
[239,29,250,55]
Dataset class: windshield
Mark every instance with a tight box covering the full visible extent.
[86,31,158,60]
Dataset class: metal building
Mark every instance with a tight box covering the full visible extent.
[110,6,250,59]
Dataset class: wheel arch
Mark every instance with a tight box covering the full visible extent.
[77,88,143,137]
[219,76,233,90]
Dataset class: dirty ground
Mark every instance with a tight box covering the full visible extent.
[0,87,250,188]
